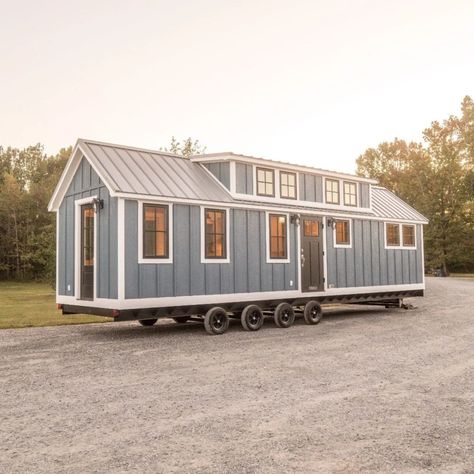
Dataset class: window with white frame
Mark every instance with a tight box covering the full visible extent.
[280,171,297,199]
[256,167,275,197]
[343,181,357,206]
[402,224,416,247]
[143,204,169,258]
[334,219,351,247]
[385,223,417,249]
[269,214,288,259]
[386,223,400,247]
[204,208,227,259]
[325,178,339,204]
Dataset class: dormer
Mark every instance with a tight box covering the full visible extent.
[191,152,377,211]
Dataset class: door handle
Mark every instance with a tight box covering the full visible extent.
[301,253,305,267]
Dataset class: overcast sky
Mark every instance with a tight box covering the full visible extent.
[1,0,473,173]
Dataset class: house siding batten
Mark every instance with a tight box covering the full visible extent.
[57,156,118,299]
[124,202,298,299]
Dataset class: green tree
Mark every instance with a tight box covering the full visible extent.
[161,136,206,158]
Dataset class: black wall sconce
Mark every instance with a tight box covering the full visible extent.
[327,217,337,229]
[92,198,104,213]
[290,214,301,226]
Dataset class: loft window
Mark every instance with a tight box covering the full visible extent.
[402,225,416,247]
[343,181,357,206]
[269,214,287,259]
[280,171,297,199]
[205,209,226,258]
[325,179,339,204]
[386,223,400,247]
[256,167,275,197]
[143,204,169,258]
[335,219,351,246]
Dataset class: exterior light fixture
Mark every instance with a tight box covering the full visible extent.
[290,214,301,226]
[92,198,104,212]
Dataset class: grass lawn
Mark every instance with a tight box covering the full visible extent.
[0,281,112,329]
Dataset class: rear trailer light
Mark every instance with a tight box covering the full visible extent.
[57,304,63,310]
[111,309,120,318]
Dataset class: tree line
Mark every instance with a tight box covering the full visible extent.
[0,101,472,285]
[356,96,474,274]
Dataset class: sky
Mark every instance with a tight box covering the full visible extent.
[1,0,473,173]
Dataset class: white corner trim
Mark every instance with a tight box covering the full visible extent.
[117,198,125,301]
[322,216,328,290]
[265,211,291,263]
[384,222,417,250]
[137,201,173,264]
[74,196,98,301]
[333,218,353,249]
[200,206,231,263]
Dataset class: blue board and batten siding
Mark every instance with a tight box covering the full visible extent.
[124,202,298,299]
[57,157,118,299]
[202,162,231,190]
[326,220,423,288]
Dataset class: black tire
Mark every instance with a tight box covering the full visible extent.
[303,300,323,325]
[204,307,229,335]
[241,305,264,331]
[173,317,189,324]
[138,318,157,326]
[274,303,295,328]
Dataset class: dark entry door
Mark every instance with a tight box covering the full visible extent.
[301,216,324,292]
[80,204,94,300]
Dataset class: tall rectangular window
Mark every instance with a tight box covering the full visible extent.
[335,219,351,246]
[325,178,339,204]
[269,214,287,259]
[256,167,275,197]
[402,225,415,247]
[280,171,297,199]
[205,209,226,258]
[386,223,400,247]
[343,181,357,206]
[143,204,169,258]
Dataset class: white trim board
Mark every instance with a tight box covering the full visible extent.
[56,283,425,311]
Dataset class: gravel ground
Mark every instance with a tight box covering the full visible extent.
[1,277,473,474]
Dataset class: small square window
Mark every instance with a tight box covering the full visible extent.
[343,181,357,206]
[303,220,319,237]
[257,167,274,197]
[326,179,339,204]
[402,225,415,247]
[280,171,297,199]
[386,223,400,247]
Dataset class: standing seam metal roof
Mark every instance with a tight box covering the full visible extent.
[77,139,427,222]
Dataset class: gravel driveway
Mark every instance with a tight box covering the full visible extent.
[1,277,473,473]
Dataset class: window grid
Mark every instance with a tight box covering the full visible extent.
[269,214,287,259]
[326,179,340,204]
[280,171,297,199]
[303,220,319,237]
[386,223,400,246]
[402,225,415,247]
[256,167,275,197]
[335,219,350,245]
[205,209,226,258]
[343,181,357,206]
[143,204,168,258]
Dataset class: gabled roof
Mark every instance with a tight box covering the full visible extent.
[48,139,233,211]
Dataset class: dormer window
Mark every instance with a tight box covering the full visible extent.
[343,181,357,206]
[256,167,275,197]
[325,179,339,204]
[280,171,297,199]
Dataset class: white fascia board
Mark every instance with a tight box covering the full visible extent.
[48,141,117,212]
[112,192,427,225]
[56,283,425,310]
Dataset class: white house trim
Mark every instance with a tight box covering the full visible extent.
[384,222,417,250]
[322,216,328,290]
[117,198,125,300]
[74,196,98,301]
[56,283,426,311]
[137,201,174,264]
[265,211,291,264]
[333,218,353,249]
[200,206,231,264]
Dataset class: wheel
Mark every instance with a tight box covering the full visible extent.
[241,305,264,331]
[138,318,157,326]
[173,317,189,324]
[273,303,295,328]
[303,301,323,325]
[204,307,229,335]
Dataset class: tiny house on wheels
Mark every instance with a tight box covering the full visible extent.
[48,139,428,334]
